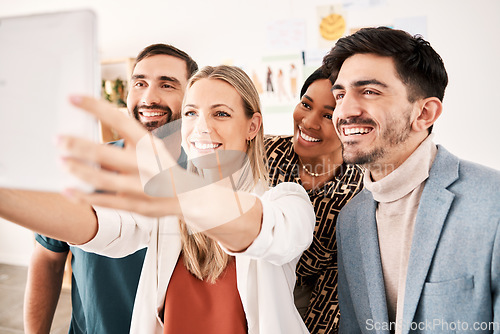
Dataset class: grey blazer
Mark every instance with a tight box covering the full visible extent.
[337,145,500,334]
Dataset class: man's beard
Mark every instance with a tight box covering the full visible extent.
[132,105,175,131]
[339,110,412,166]
[342,143,385,165]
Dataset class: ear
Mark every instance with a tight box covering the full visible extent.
[412,97,442,132]
[247,113,262,140]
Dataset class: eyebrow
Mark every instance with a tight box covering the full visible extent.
[303,94,313,102]
[303,94,335,111]
[211,104,235,112]
[332,79,388,91]
[184,103,235,112]
[131,74,181,85]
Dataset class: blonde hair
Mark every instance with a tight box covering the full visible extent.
[180,65,268,283]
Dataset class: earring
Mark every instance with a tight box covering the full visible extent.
[246,138,251,146]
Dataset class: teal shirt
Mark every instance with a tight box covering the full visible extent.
[35,235,145,334]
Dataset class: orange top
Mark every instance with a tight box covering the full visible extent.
[163,253,247,334]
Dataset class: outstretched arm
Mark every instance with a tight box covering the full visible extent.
[59,96,263,252]
[0,189,97,245]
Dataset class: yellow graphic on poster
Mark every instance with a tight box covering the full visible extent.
[320,13,346,41]
[317,4,347,48]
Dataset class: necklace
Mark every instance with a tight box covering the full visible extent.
[298,157,334,177]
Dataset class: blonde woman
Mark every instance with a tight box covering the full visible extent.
[0,65,315,334]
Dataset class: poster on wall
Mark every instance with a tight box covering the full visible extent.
[245,54,303,135]
[266,19,307,52]
[248,54,303,110]
[317,4,347,49]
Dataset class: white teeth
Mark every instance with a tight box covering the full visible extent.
[344,127,372,136]
[193,142,220,150]
[300,130,321,142]
[141,111,165,117]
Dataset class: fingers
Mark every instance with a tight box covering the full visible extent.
[63,188,180,217]
[69,95,146,143]
[62,155,142,194]
[58,135,138,174]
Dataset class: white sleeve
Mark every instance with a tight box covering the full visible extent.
[75,206,156,258]
[222,182,315,266]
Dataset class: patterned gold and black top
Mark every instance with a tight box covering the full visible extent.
[264,135,364,334]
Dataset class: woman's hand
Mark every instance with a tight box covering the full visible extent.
[60,96,262,251]
[59,96,180,217]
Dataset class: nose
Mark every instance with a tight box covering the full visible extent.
[332,93,363,126]
[193,114,212,134]
[334,93,363,122]
[302,112,321,130]
[141,86,161,106]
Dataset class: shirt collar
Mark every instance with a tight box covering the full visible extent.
[364,134,438,203]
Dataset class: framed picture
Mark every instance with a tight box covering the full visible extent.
[100,58,134,142]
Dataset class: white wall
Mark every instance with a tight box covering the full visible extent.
[1,0,499,265]
[0,218,35,266]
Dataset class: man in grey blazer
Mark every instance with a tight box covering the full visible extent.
[323,27,500,333]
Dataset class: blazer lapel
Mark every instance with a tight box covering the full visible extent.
[355,190,391,332]
[400,146,459,333]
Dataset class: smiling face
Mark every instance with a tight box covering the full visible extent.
[181,78,261,164]
[332,53,420,170]
[127,55,189,131]
[293,78,341,162]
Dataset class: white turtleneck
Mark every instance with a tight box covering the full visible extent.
[363,134,437,332]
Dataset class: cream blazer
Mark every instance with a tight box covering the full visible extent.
[79,182,315,334]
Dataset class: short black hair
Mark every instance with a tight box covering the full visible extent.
[323,27,448,102]
[134,44,198,79]
[323,27,448,133]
